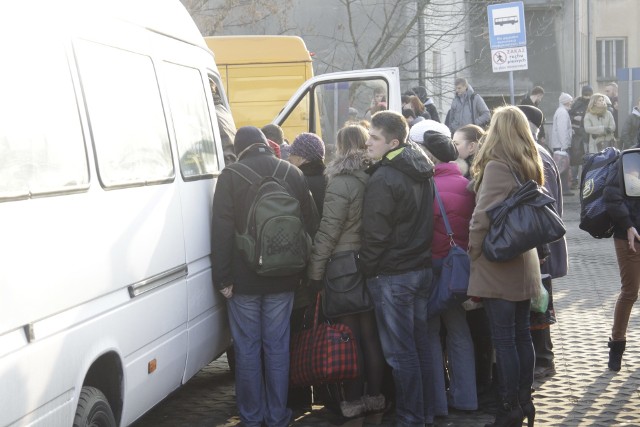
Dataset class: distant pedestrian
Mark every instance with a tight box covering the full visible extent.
[520,86,546,145]
[620,97,640,149]
[584,93,616,153]
[262,124,289,160]
[412,85,441,123]
[445,77,491,134]
[468,106,542,427]
[568,85,593,187]
[604,149,640,371]
[550,92,574,194]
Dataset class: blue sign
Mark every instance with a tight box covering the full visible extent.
[488,2,526,49]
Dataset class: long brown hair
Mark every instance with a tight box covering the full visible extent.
[471,106,544,192]
[336,124,369,157]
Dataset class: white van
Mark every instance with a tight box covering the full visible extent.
[0,1,403,426]
[0,1,232,426]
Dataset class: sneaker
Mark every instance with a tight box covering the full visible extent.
[534,363,556,380]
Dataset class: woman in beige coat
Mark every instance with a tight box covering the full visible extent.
[307,124,385,425]
[468,106,543,427]
[584,93,616,153]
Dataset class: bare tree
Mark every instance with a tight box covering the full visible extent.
[181,0,294,35]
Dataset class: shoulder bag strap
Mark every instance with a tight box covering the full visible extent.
[434,184,456,246]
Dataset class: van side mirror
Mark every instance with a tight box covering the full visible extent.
[622,149,640,198]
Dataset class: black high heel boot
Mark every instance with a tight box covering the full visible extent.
[518,388,536,427]
[608,338,626,372]
[484,396,523,427]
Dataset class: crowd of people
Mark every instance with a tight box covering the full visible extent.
[209,78,640,427]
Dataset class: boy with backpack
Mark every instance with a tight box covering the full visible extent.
[211,126,318,427]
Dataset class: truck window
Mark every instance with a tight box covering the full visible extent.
[74,40,174,188]
[163,62,219,178]
[0,37,88,201]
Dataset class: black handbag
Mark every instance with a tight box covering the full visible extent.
[482,170,566,262]
[322,250,372,318]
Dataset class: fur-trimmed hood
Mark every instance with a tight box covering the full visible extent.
[325,150,370,179]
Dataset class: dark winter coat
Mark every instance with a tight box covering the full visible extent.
[360,141,435,277]
[621,107,640,149]
[211,145,318,294]
[298,160,327,217]
[308,151,369,280]
[604,159,640,240]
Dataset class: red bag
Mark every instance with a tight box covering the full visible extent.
[289,293,359,388]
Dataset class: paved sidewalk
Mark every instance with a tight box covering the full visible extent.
[134,193,640,426]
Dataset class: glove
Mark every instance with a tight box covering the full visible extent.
[308,279,324,292]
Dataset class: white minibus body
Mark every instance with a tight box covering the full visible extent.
[0,1,231,426]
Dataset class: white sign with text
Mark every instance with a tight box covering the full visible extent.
[491,46,528,73]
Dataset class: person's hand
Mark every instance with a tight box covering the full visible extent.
[220,285,234,299]
[627,227,640,253]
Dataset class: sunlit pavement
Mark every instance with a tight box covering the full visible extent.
[133,192,640,426]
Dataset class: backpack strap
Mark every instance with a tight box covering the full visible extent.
[227,162,263,185]
[470,93,476,125]
[272,161,291,181]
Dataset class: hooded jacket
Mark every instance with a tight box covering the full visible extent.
[446,84,491,133]
[551,104,572,151]
[308,151,369,281]
[211,142,318,294]
[360,141,435,277]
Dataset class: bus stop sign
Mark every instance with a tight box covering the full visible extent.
[488,1,526,49]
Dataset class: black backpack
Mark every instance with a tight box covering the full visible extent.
[228,162,312,276]
[579,147,620,238]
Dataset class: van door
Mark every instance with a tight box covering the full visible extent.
[272,68,402,147]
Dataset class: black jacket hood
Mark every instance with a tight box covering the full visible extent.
[366,141,434,181]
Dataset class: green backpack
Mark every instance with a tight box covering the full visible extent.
[228,162,312,277]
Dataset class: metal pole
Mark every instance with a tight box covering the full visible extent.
[509,71,515,105]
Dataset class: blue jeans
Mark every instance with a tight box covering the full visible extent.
[367,268,433,427]
[428,303,478,413]
[483,298,534,400]
[227,292,294,427]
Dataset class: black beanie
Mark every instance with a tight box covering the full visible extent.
[423,131,458,162]
[582,85,593,96]
[234,126,269,156]
[516,105,544,129]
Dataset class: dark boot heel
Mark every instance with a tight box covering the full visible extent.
[521,401,535,427]
[484,397,523,427]
[608,338,626,372]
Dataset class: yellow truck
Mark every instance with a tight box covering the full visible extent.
[204,35,313,141]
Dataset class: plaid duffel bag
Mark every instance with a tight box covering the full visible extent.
[289,293,359,388]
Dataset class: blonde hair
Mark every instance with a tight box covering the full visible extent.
[587,93,607,115]
[336,124,369,158]
[471,106,544,192]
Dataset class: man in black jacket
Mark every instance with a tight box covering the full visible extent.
[211,126,317,427]
[361,111,436,426]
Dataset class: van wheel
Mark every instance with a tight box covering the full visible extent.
[73,386,116,427]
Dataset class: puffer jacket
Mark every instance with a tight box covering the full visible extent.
[467,160,541,301]
[360,141,435,277]
[432,162,475,259]
[308,151,369,281]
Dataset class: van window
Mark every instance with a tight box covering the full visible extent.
[163,62,219,178]
[74,40,174,188]
[0,37,88,200]
[279,78,388,148]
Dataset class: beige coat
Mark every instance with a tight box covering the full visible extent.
[584,110,616,153]
[467,160,541,301]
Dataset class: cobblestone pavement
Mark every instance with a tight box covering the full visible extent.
[133,193,640,426]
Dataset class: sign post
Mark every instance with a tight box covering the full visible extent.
[487,1,527,104]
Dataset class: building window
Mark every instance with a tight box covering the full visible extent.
[597,38,626,81]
